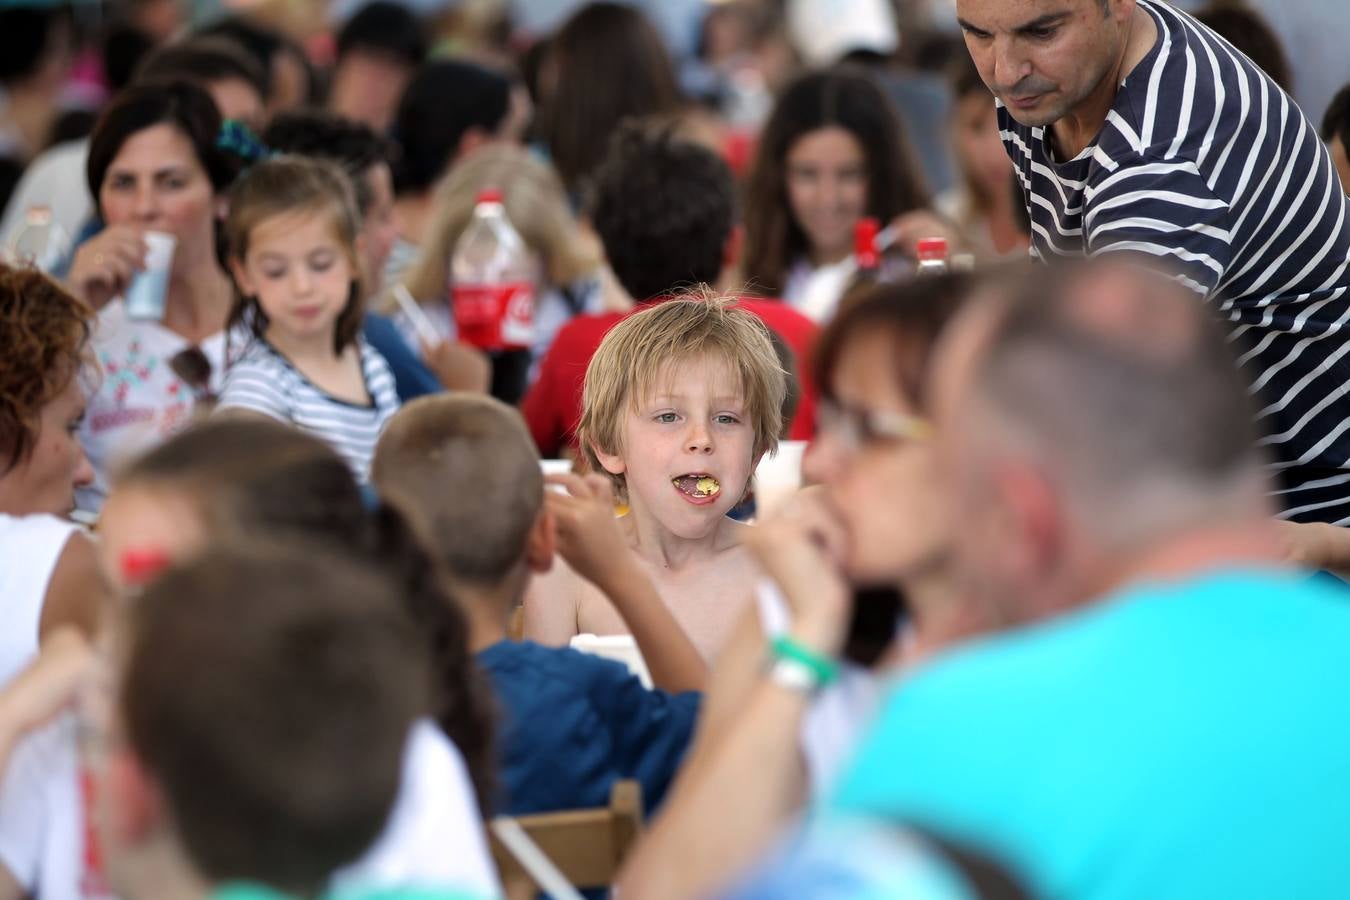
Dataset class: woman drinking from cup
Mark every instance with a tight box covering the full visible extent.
[68,81,243,511]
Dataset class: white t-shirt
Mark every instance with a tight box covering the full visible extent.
[0,718,502,899]
[0,138,91,256]
[755,581,884,800]
[0,514,79,686]
[0,715,92,900]
[782,256,857,325]
[76,301,232,512]
[334,719,502,896]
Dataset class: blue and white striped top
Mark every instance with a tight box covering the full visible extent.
[1001,0,1350,523]
[217,338,400,481]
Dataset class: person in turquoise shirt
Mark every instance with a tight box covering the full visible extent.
[827,259,1350,900]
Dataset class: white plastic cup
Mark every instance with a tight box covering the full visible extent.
[124,231,176,322]
[540,458,574,494]
[755,440,808,519]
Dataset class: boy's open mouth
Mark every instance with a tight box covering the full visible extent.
[672,474,721,500]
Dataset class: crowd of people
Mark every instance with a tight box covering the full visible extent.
[2,0,1350,898]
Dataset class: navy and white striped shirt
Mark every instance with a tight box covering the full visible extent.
[217,338,400,481]
[1002,0,1350,523]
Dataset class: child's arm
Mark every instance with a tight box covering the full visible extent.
[0,628,91,772]
[545,473,707,693]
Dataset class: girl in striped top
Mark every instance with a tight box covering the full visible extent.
[217,156,399,480]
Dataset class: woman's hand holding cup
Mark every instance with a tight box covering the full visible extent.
[67,226,148,311]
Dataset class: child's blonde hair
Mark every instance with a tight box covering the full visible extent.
[396,145,601,306]
[578,293,786,495]
[225,155,365,355]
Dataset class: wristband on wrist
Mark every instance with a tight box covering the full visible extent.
[768,634,839,689]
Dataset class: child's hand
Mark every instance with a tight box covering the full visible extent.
[67,226,148,310]
[743,486,853,656]
[545,472,631,593]
[422,339,491,393]
[4,628,93,731]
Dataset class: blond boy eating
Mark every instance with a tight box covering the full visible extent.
[524,295,787,661]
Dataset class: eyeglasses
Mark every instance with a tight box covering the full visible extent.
[818,399,933,452]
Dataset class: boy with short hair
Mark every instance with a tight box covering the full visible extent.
[93,543,473,900]
[372,393,704,816]
[524,295,787,661]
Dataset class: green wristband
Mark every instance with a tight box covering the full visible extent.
[770,635,839,687]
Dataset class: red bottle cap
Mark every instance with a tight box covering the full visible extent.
[916,237,948,261]
[476,188,504,204]
[854,217,880,269]
[119,548,172,587]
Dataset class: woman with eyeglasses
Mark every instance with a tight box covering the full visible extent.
[617,271,1000,899]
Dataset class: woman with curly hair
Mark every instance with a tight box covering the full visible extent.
[0,263,108,683]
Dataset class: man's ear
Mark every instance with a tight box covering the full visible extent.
[994,464,1067,616]
[526,507,557,574]
[102,748,166,845]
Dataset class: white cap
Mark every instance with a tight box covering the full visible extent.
[787,0,900,68]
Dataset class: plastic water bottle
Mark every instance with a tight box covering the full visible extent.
[449,189,535,352]
[5,205,70,273]
[915,237,949,276]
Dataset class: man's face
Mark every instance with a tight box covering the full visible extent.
[956,0,1130,127]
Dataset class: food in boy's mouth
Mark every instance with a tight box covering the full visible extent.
[673,474,721,499]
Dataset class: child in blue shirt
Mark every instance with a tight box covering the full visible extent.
[372,393,704,816]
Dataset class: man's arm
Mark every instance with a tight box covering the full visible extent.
[1084,158,1234,297]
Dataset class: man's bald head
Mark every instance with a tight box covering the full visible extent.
[934,259,1271,617]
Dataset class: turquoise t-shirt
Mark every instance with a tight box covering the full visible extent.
[214,882,487,900]
[830,569,1350,900]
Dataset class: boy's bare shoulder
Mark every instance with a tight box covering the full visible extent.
[523,556,594,645]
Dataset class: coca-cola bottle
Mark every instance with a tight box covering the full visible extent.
[450,189,536,353]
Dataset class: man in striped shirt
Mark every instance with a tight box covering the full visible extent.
[957,0,1350,523]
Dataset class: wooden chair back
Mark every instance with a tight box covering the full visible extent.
[491,780,643,899]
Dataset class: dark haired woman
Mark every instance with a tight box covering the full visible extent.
[67,81,243,511]
[740,68,931,322]
[535,2,683,199]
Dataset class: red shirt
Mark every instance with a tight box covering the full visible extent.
[522,297,819,458]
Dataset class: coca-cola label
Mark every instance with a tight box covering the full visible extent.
[451,281,535,351]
